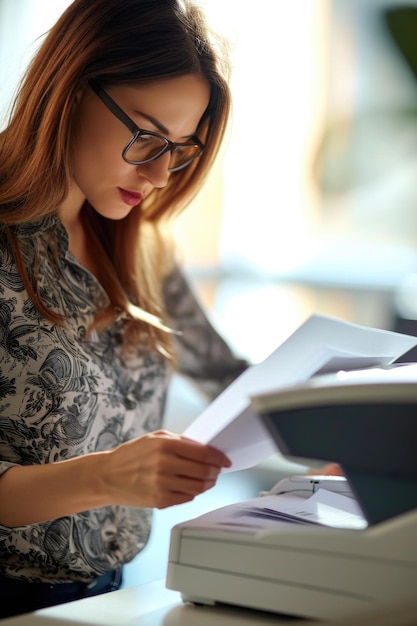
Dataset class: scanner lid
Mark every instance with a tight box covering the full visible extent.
[251,363,417,526]
[251,362,417,415]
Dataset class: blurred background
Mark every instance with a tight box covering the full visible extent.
[1,0,417,586]
[2,0,417,358]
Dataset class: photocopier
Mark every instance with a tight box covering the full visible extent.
[166,364,417,620]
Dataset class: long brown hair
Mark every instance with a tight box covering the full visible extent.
[0,0,231,359]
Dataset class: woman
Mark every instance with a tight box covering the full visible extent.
[0,0,248,617]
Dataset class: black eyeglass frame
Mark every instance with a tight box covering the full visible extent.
[88,79,205,173]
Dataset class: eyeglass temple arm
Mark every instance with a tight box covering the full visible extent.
[88,79,139,134]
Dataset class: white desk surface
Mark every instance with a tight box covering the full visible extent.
[2,579,417,626]
[0,580,294,626]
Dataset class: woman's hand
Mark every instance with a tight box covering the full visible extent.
[307,463,344,476]
[0,430,230,527]
[101,430,231,509]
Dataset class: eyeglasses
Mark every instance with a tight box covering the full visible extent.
[88,79,204,173]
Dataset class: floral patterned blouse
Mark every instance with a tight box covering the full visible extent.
[0,216,246,584]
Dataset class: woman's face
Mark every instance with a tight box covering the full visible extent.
[63,74,210,221]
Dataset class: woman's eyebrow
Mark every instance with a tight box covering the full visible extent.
[134,109,197,140]
[134,109,169,135]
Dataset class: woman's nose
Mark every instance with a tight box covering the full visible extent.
[137,152,171,188]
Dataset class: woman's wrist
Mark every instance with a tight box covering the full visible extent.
[0,451,110,527]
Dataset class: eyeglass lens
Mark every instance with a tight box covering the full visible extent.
[124,134,200,170]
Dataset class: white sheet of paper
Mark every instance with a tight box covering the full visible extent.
[239,489,367,530]
[252,489,367,529]
[183,314,417,472]
[185,490,367,531]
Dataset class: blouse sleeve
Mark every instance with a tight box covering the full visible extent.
[163,266,248,400]
[0,461,15,477]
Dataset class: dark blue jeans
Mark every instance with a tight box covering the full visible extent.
[0,568,123,619]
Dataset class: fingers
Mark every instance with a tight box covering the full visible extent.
[144,434,230,502]
[105,430,231,510]
[307,463,344,476]
[146,430,231,471]
[174,434,231,469]
[148,472,218,509]
[322,463,344,476]
[164,454,221,482]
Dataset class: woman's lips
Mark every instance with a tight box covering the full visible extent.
[118,187,143,206]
